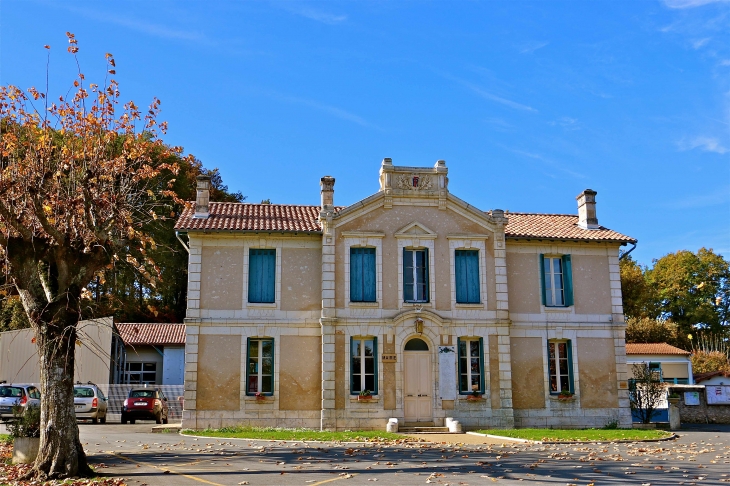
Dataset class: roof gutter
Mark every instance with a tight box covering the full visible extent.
[619,241,637,260]
[175,231,190,254]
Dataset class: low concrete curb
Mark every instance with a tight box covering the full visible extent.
[466,431,677,445]
[151,423,182,433]
[178,431,424,445]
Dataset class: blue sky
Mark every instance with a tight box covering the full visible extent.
[1,0,728,266]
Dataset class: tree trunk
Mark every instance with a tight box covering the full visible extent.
[24,303,92,479]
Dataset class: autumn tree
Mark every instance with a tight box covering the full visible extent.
[629,363,667,424]
[625,316,690,350]
[0,35,190,479]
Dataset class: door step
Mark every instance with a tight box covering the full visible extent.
[402,422,435,427]
[399,426,458,434]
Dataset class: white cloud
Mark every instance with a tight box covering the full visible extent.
[663,0,730,8]
[282,5,347,24]
[665,186,730,208]
[264,90,377,128]
[506,147,587,179]
[692,37,711,48]
[519,41,549,54]
[441,73,537,112]
[548,117,580,130]
[678,136,729,154]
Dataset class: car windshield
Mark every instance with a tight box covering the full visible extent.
[130,390,155,398]
[0,386,23,398]
[74,388,94,398]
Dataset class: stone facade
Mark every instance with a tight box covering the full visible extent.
[176,159,636,430]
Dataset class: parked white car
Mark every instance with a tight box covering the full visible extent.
[73,382,108,424]
[0,383,41,421]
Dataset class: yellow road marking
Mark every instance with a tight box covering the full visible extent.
[309,473,360,486]
[112,452,225,486]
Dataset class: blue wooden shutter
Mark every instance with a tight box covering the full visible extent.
[350,248,376,302]
[456,250,480,303]
[350,248,363,302]
[539,254,547,305]
[562,254,573,307]
[249,249,275,303]
[566,340,574,394]
[457,337,464,393]
[421,248,430,302]
[478,337,485,393]
[403,249,413,302]
[372,338,379,395]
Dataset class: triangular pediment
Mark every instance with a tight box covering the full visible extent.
[394,221,438,239]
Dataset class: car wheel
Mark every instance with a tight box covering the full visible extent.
[92,417,98,424]
[100,415,106,424]
[121,414,128,424]
[130,419,136,424]
[155,413,162,425]
[162,416,168,425]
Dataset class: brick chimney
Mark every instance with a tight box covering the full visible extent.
[320,176,335,209]
[576,189,599,229]
[194,175,211,219]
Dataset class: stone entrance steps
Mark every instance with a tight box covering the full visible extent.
[399,423,461,434]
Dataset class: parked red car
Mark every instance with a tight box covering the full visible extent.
[121,388,169,424]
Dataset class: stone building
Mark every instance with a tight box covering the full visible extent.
[175,159,636,430]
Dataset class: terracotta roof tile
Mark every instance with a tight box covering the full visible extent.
[694,370,730,382]
[175,203,333,232]
[175,203,635,243]
[503,212,636,243]
[116,323,186,346]
[626,343,690,355]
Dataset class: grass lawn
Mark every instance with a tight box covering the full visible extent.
[475,428,673,442]
[184,426,406,442]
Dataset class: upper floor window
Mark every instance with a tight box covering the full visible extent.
[247,338,274,395]
[458,338,484,394]
[540,255,573,307]
[351,337,377,395]
[404,248,429,303]
[249,249,275,303]
[455,250,480,304]
[548,340,574,394]
[350,248,376,302]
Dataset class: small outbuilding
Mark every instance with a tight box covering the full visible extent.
[625,343,693,385]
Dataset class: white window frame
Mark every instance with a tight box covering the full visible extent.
[543,256,565,307]
[547,340,571,394]
[458,338,483,394]
[247,338,274,395]
[350,337,377,395]
[395,223,436,308]
[404,248,430,303]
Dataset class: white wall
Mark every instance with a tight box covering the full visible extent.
[162,346,185,385]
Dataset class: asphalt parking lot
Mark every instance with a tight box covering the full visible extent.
[76,423,730,485]
[4,422,730,485]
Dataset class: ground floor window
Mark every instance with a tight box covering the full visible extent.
[458,338,484,394]
[247,338,274,395]
[125,362,157,384]
[548,340,574,394]
[351,337,377,395]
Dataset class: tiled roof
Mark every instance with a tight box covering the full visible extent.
[175,203,635,243]
[174,203,327,232]
[116,323,186,346]
[503,213,636,243]
[694,370,730,382]
[626,343,691,356]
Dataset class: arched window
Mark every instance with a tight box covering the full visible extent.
[404,338,429,351]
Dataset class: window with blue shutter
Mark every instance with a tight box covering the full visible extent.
[455,250,480,304]
[248,249,276,303]
[547,340,574,394]
[457,337,485,394]
[350,248,376,302]
[539,254,573,307]
[403,248,429,303]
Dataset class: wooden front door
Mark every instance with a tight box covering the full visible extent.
[404,351,432,422]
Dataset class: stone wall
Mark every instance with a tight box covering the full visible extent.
[668,385,730,424]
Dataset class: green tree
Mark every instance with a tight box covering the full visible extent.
[620,256,657,319]
[647,248,730,335]
[625,316,690,350]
